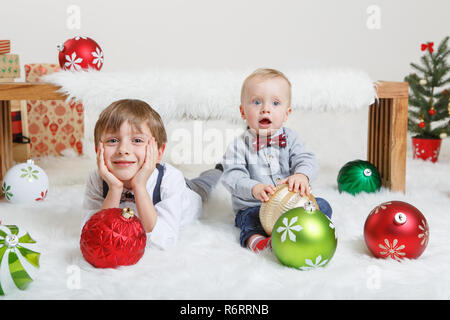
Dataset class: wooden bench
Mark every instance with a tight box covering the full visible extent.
[0,81,409,193]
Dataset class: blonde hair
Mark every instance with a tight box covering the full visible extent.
[94,99,167,149]
[240,68,292,105]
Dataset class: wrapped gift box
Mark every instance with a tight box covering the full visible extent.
[0,54,20,78]
[0,40,10,54]
[25,63,84,157]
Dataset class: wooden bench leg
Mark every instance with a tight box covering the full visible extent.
[368,97,407,193]
[389,97,408,193]
[1,100,13,184]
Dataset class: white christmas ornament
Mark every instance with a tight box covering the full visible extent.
[1,159,49,204]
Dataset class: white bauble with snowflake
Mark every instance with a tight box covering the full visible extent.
[2,159,49,204]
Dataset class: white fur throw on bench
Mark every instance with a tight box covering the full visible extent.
[43,68,376,123]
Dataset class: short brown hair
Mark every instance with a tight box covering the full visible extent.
[241,68,292,105]
[94,99,167,149]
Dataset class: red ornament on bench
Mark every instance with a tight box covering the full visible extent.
[57,36,104,71]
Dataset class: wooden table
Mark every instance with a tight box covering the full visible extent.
[0,81,408,193]
[0,82,68,182]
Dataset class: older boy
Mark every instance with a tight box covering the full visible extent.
[82,99,222,249]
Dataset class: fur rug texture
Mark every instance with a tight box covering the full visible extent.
[1,69,449,300]
[43,68,375,151]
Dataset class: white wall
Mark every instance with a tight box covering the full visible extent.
[2,0,449,82]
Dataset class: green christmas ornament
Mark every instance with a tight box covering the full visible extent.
[0,224,40,295]
[272,202,337,270]
[337,160,381,195]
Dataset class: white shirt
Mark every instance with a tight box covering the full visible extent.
[81,162,202,249]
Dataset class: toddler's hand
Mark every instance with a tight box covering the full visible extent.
[277,173,310,196]
[252,183,275,202]
[130,137,158,190]
[96,142,123,191]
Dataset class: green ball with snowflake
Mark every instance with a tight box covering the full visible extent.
[271,202,337,270]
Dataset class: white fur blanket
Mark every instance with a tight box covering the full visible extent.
[43,67,375,121]
[43,68,376,159]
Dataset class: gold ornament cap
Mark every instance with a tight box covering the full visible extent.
[259,184,319,235]
[121,207,135,219]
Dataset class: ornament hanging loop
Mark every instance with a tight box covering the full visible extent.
[303,201,317,213]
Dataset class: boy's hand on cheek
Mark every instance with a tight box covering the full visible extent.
[130,137,158,190]
[277,173,310,196]
[252,183,275,202]
[97,142,123,191]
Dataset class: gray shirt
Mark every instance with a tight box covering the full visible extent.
[221,126,318,214]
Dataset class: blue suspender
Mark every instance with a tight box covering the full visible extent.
[152,164,164,204]
[102,163,164,205]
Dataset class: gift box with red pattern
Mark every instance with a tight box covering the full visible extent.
[25,63,84,157]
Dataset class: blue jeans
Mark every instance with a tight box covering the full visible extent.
[235,197,332,247]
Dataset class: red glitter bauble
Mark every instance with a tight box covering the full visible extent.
[58,36,104,71]
[80,207,147,268]
[364,201,429,261]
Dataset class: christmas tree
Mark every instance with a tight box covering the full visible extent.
[404,36,450,139]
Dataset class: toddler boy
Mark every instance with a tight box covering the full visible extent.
[221,69,332,252]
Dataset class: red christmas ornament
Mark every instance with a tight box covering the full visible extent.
[57,36,104,71]
[80,207,147,268]
[428,107,436,116]
[418,120,426,128]
[364,201,429,261]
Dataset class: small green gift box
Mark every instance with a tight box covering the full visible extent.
[0,54,20,78]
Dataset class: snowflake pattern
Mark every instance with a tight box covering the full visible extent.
[64,52,83,71]
[413,144,422,158]
[418,219,429,246]
[432,147,440,160]
[378,239,406,261]
[413,144,440,161]
[276,216,303,242]
[20,166,39,182]
[35,190,48,202]
[91,47,104,69]
[299,255,328,270]
[370,202,392,215]
[329,222,337,239]
[2,181,13,200]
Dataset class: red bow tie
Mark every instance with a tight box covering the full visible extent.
[252,133,287,151]
[421,42,434,53]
